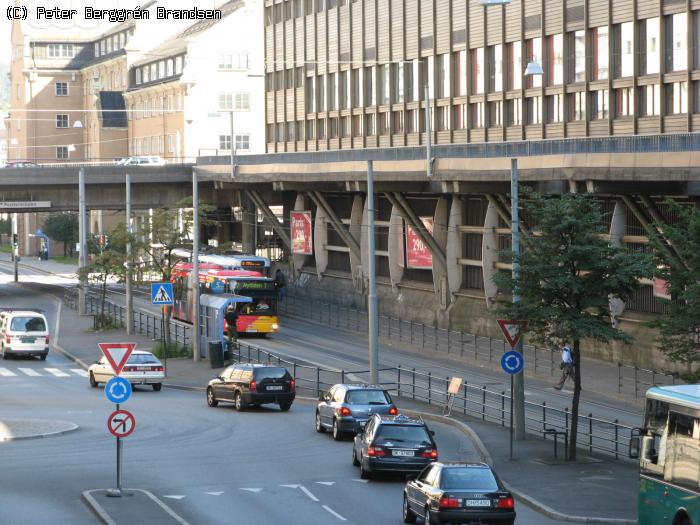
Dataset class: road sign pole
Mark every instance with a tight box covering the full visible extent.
[509,374,514,460]
[161,306,167,375]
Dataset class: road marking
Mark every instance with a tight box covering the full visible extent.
[322,505,347,521]
[351,479,369,483]
[71,369,89,377]
[163,495,186,500]
[315,481,335,486]
[18,368,41,376]
[205,491,224,496]
[239,488,263,493]
[0,368,17,377]
[45,368,69,377]
[281,484,319,502]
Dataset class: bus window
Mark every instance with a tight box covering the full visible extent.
[666,412,700,489]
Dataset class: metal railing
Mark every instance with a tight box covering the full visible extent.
[278,292,679,399]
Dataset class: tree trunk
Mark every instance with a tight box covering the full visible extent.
[569,338,583,461]
[101,272,107,320]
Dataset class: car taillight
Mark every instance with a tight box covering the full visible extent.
[45,336,50,344]
[250,381,257,392]
[388,406,398,415]
[367,446,385,457]
[339,406,352,417]
[497,497,514,510]
[289,379,296,392]
[421,449,438,459]
[153,366,164,372]
[123,366,136,372]
[5,336,10,344]
[439,496,460,509]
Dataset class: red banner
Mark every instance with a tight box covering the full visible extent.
[291,211,313,255]
[653,277,671,300]
[406,217,434,269]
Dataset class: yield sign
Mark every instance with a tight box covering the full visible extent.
[98,343,136,376]
[497,320,527,348]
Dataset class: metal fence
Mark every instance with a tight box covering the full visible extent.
[278,292,680,399]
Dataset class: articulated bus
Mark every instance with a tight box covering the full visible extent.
[631,385,700,525]
[171,263,279,335]
[169,249,271,276]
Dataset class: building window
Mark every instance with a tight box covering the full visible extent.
[175,56,183,74]
[526,38,542,88]
[219,93,233,110]
[317,75,326,111]
[488,44,503,92]
[48,43,74,58]
[454,50,467,96]
[340,116,350,137]
[490,100,503,127]
[573,30,585,82]
[408,59,419,102]
[378,66,390,105]
[437,54,450,98]
[317,119,325,139]
[329,117,338,138]
[55,82,68,96]
[453,104,467,129]
[143,66,150,83]
[642,84,661,116]
[392,63,404,103]
[352,115,362,136]
[591,89,609,120]
[150,64,157,81]
[571,91,586,120]
[328,73,338,110]
[56,114,69,128]
[306,120,316,140]
[434,106,448,131]
[471,102,484,128]
[377,112,389,135]
[218,54,233,69]
[508,98,522,125]
[390,111,402,133]
[351,69,361,107]
[509,42,522,90]
[668,81,688,114]
[365,113,376,135]
[667,13,688,72]
[618,22,634,78]
[593,27,609,80]
[645,17,660,75]
[472,48,484,94]
[168,135,175,153]
[616,87,634,117]
[305,76,315,112]
[56,146,69,160]
[235,134,251,151]
[549,34,563,85]
[526,96,542,124]
[158,61,165,79]
[235,93,250,110]
[219,135,231,150]
[339,70,349,108]
[547,94,564,123]
[95,42,100,58]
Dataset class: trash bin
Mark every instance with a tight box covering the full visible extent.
[223,340,231,363]
[208,341,224,369]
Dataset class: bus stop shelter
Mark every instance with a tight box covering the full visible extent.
[199,294,252,360]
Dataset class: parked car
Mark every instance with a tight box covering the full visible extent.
[89,350,165,391]
[207,363,295,411]
[352,413,438,479]
[0,310,50,360]
[2,161,38,168]
[403,462,516,525]
[116,156,166,166]
[316,384,398,440]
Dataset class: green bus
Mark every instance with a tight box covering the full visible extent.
[631,385,700,525]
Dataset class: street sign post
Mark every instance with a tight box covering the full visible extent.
[98,342,135,376]
[501,351,524,375]
[151,283,173,374]
[497,320,527,461]
[444,377,463,417]
[105,377,132,404]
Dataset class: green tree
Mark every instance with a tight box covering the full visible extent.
[649,202,700,374]
[43,213,79,256]
[494,193,653,460]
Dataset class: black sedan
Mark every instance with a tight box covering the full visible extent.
[403,462,515,525]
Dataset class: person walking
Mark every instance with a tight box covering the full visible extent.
[225,304,239,345]
[554,340,574,390]
[274,268,287,300]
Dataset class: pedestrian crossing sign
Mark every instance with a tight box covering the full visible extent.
[151,282,174,305]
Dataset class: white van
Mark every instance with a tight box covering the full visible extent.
[0,310,50,360]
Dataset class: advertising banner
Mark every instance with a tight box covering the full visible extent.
[653,277,671,300]
[291,211,313,255]
[405,217,434,269]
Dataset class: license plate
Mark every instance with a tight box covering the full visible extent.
[136,367,150,371]
[21,337,35,343]
[247,329,258,333]
[267,385,283,391]
[465,499,491,507]
[392,450,415,457]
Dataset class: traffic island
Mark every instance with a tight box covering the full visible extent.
[0,419,78,441]
[82,488,190,525]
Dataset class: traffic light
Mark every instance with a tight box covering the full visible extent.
[12,234,17,247]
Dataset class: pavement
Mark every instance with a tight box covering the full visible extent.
[10,254,639,524]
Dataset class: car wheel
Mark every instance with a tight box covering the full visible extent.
[424,508,438,525]
[39,353,47,361]
[279,402,292,412]
[352,447,360,466]
[206,387,218,407]
[315,412,326,433]
[2,348,7,360]
[152,383,162,392]
[332,418,343,441]
[360,459,372,480]
[234,392,245,411]
[402,494,416,523]
[89,372,98,388]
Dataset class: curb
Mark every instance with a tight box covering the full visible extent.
[402,408,635,525]
[82,488,190,525]
[0,421,79,441]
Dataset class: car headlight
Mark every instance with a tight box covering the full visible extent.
[272,323,279,330]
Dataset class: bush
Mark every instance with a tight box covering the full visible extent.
[151,341,192,359]
[91,314,122,331]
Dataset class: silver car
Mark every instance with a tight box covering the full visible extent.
[315,384,398,441]
[88,350,165,391]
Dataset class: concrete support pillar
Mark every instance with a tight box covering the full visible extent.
[240,191,255,254]
[387,205,404,289]
[313,204,328,279]
[446,196,463,295]
[482,200,499,307]
[433,198,449,309]
[349,195,364,289]
[609,200,627,325]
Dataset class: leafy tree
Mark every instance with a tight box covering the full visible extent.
[494,193,653,460]
[0,218,11,236]
[649,202,700,374]
[43,213,79,256]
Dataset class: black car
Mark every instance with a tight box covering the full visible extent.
[352,413,438,479]
[206,364,295,411]
[316,384,398,440]
[403,462,516,525]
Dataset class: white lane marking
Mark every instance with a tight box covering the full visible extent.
[0,368,17,377]
[322,505,347,521]
[45,368,70,377]
[71,369,89,377]
[205,491,223,496]
[18,368,41,376]
[315,481,335,486]
[352,479,369,483]
[163,495,185,500]
[239,488,263,493]
[281,484,319,502]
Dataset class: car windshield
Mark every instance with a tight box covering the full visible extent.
[128,353,160,364]
[345,390,391,405]
[440,468,499,491]
[254,367,289,380]
[375,425,430,443]
[11,316,46,332]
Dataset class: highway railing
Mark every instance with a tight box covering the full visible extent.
[278,292,680,399]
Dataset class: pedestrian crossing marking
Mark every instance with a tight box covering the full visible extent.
[71,369,89,377]
[18,368,41,376]
[0,368,17,377]
[45,368,70,377]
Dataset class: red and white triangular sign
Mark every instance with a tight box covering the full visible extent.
[98,343,136,376]
[497,320,527,348]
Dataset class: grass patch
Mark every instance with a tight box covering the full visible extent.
[151,341,192,359]
[51,255,79,265]
[0,245,12,253]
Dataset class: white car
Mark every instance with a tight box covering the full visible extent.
[88,350,165,391]
[116,156,166,166]
[0,310,50,360]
